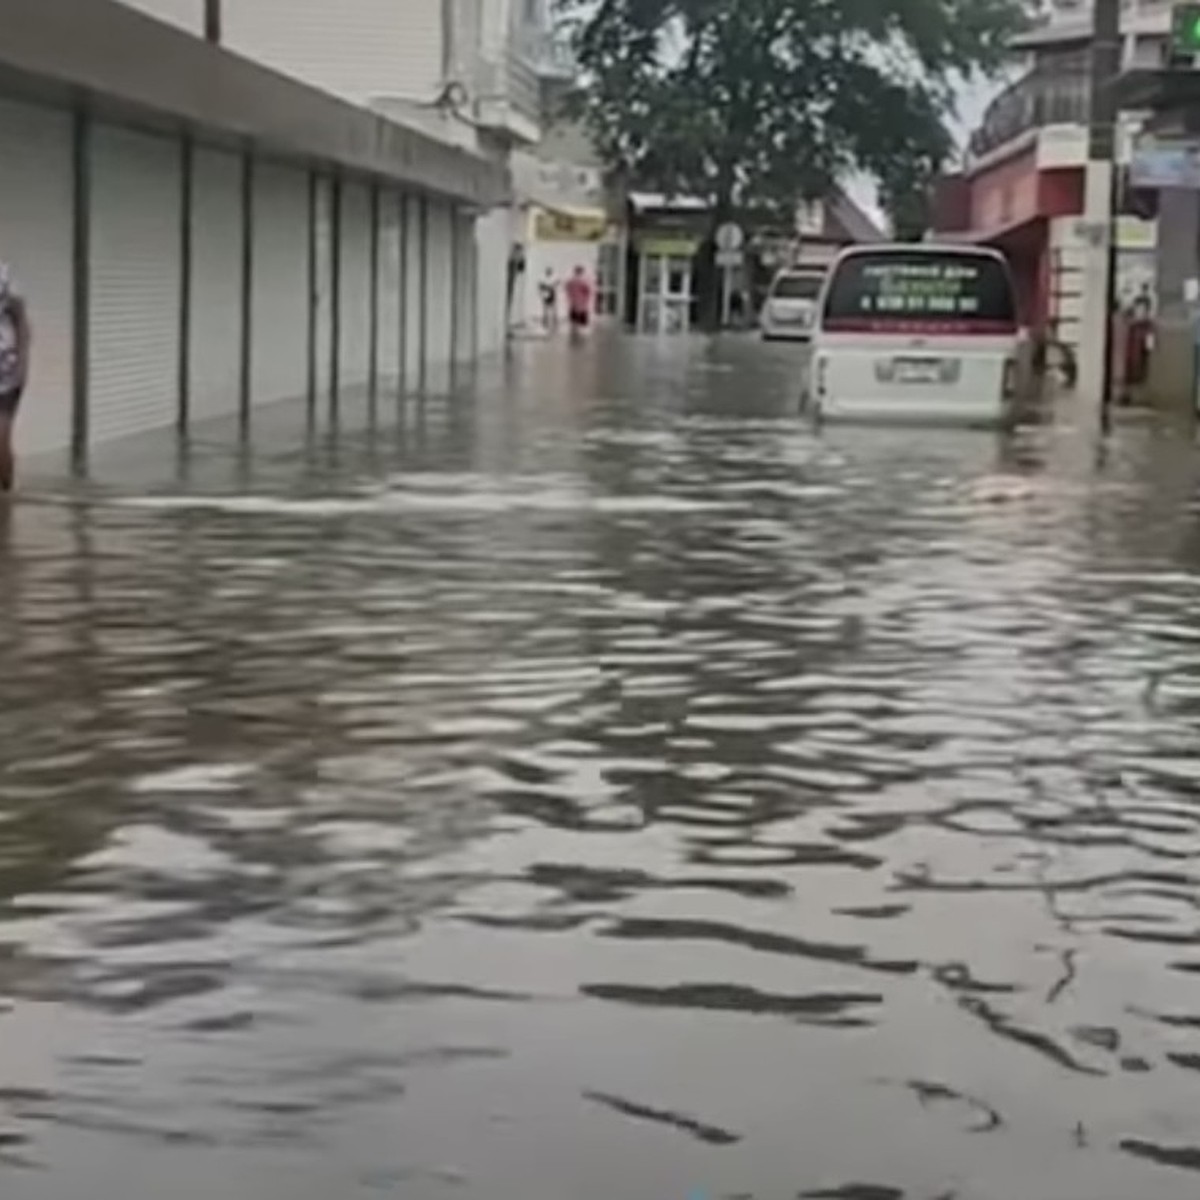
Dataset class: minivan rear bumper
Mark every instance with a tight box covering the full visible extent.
[815,394,1010,428]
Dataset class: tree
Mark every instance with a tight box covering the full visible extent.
[561,0,1028,249]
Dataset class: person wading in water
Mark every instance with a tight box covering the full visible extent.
[0,262,32,494]
[565,266,593,342]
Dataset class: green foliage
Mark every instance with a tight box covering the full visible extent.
[560,0,1030,228]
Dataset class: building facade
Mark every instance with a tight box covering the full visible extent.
[122,0,572,356]
[508,123,626,330]
[0,0,571,465]
[624,190,883,333]
[933,0,1163,349]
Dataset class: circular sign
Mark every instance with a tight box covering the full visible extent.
[715,222,744,252]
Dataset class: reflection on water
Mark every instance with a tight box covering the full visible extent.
[4,338,1200,1198]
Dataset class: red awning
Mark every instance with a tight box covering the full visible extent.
[940,214,1046,256]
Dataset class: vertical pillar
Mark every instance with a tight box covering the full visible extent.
[1079,0,1121,419]
[238,148,254,432]
[306,170,319,424]
[465,213,475,360]
[418,194,429,393]
[369,181,381,401]
[449,206,460,382]
[204,0,222,43]
[70,109,91,471]
[399,193,409,394]
[177,136,194,435]
[330,174,343,418]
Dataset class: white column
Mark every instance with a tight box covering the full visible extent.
[1077,158,1115,414]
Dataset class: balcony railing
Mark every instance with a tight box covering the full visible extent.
[969,68,1090,161]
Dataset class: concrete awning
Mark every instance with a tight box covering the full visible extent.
[0,0,510,208]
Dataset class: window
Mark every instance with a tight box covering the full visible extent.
[823,250,1017,331]
[772,272,824,300]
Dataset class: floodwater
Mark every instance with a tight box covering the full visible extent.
[4,336,1200,1200]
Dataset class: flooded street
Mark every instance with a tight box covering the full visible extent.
[7,334,1200,1199]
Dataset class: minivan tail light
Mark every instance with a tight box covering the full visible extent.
[1002,358,1018,397]
[816,356,829,397]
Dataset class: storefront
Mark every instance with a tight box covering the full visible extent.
[516,205,621,326]
[0,0,506,463]
[634,234,698,334]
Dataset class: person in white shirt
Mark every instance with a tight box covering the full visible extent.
[0,263,32,493]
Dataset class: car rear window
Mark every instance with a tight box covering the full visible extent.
[822,251,1017,331]
[772,273,823,300]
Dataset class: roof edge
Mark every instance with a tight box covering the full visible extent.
[0,0,510,207]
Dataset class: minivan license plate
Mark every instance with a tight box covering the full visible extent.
[894,358,942,383]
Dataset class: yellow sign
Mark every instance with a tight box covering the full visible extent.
[534,209,609,242]
[636,236,699,257]
[1116,216,1156,251]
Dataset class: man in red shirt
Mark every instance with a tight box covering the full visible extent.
[565,266,593,336]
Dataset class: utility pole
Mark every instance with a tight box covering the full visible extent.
[1079,0,1122,423]
[204,0,221,43]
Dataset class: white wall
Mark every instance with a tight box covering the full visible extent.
[222,0,443,105]
[117,0,202,34]
[1048,215,1159,352]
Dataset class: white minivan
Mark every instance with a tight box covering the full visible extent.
[760,267,825,340]
[806,244,1023,426]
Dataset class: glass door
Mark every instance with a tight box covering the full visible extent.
[663,255,692,333]
[638,250,693,334]
[638,253,663,333]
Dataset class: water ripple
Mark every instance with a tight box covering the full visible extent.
[4,338,1200,1196]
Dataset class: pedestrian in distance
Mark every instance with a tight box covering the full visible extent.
[565,265,593,342]
[539,269,559,333]
[0,261,31,494]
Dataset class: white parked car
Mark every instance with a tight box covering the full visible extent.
[760,268,826,341]
[805,243,1024,426]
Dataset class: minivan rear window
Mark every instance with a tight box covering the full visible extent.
[772,273,823,300]
[822,250,1017,333]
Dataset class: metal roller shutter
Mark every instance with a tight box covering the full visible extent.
[188,146,242,427]
[89,125,182,446]
[403,195,423,391]
[377,192,401,393]
[338,180,372,391]
[251,161,309,407]
[425,201,454,382]
[0,99,74,458]
[314,176,333,409]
